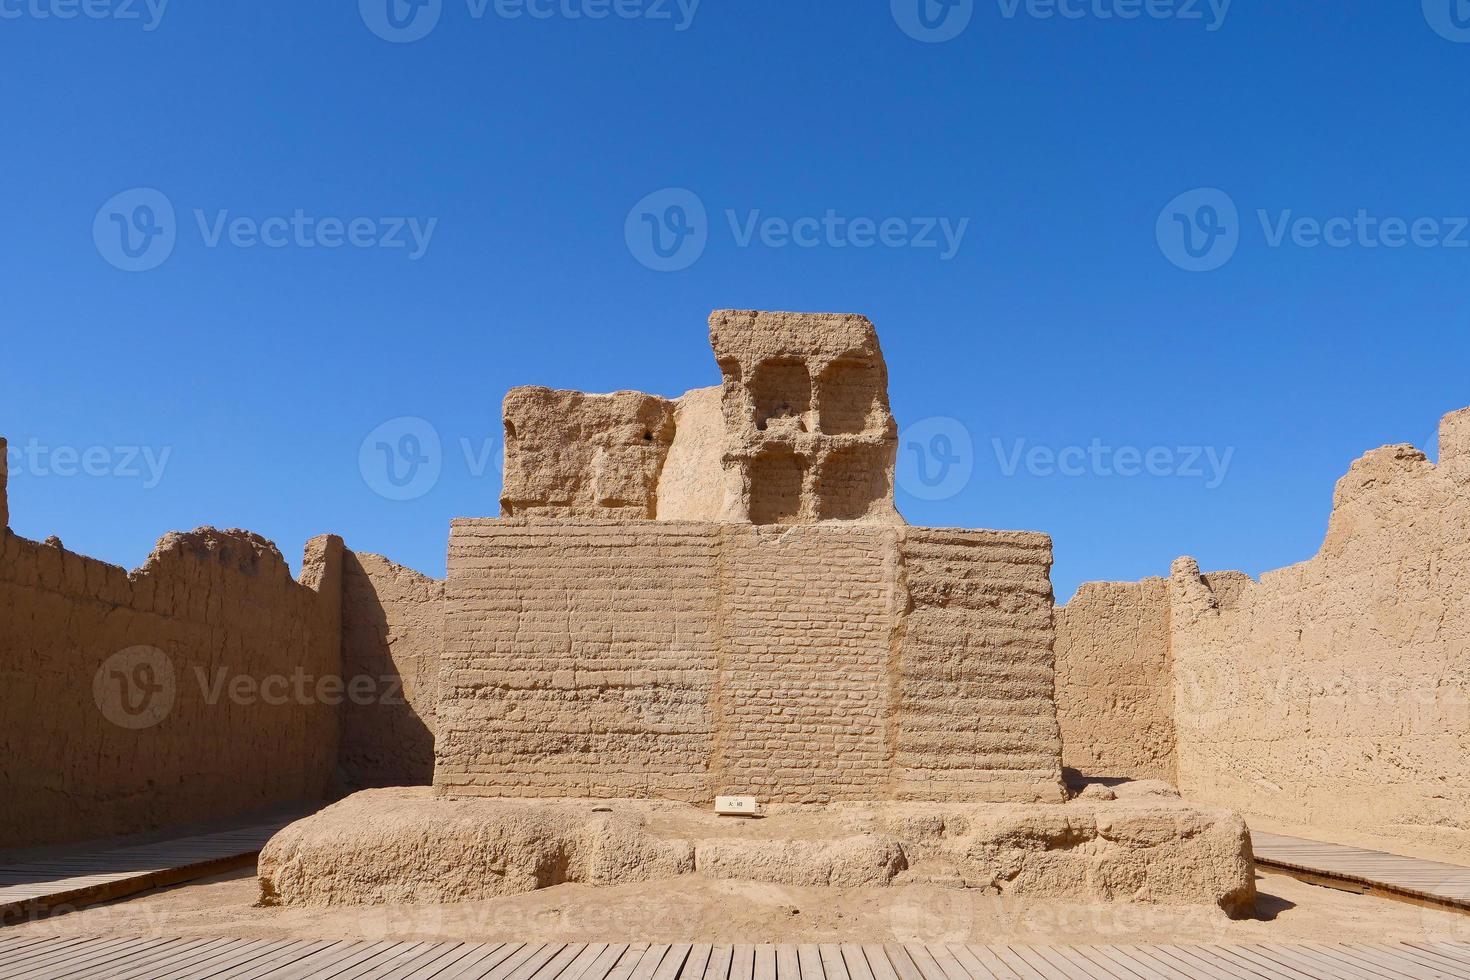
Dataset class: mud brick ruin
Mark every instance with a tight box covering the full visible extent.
[4,308,1466,915]
[441,311,1063,805]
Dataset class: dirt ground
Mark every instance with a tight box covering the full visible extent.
[5,868,1467,946]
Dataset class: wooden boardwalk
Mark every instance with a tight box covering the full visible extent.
[2,937,1469,980]
[0,815,307,923]
[1253,831,1470,913]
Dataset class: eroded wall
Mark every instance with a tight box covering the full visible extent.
[1056,409,1470,860]
[336,551,444,790]
[1171,413,1470,861]
[1054,578,1176,783]
[0,517,343,848]
[435,518,1066,803]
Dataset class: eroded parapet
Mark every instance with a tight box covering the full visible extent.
[500,387,677,518]
[710,310,902,525]
[496,311,905,525]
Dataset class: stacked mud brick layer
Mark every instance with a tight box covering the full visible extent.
[434,519,1066,804]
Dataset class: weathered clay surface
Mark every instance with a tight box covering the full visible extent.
[337,550,444,790]
[500,388,677,519]
[0,520,343,848]
[1054,578,1176,783]
[497,311,902,526]
[1057,408,1470,861]
[435,520,1066,804]
[258,788,1255,916]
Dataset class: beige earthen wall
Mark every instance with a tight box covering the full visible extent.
[435,518,1065,803]
[1170,413,1470,861]
[0,520,343,849]
[1053,578,1176,783]
[336,551,444,790]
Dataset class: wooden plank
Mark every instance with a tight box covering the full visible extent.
[679,945,713,980]
[881,946,926,980]
[924,945,976,980]
[110,938,245,980]
[560,944,614,980]
[19,936,165,979]
[1208,945,1319,980]
[1339,943,1468,980]
[840,946,877,980]
[730,945,757,980]
[1153,945,1262,980]
[650,944,693,980]
[186,939,334,980]
[859,947,900,980]
[526,943,589,980]
[1004,946,1076,980]
[702,945,734,980]
[754,945,778,980]
[818,946,849,980]
[1075,945,1168,980]
[797,946,825,980]
[505,943,573,980]
[628,945,675,980]
[1027,946,1121,980]
[1255,943,1387,980]
[775,946,800,980]
[605,944,656,980]
[981,947,1049,980]
[953,945,1023,980]
[1397,943,1470,977]
[288,940,407,980]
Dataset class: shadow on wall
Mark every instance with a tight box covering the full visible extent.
[336,551,443,792]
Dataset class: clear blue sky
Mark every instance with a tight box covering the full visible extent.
[3,2,1467,601]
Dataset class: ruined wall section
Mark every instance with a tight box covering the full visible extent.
[1170,408,1470,861]
[1054,578,1176,783]
[336,551,444,791]
[897,529,1067,802]
[436,519,721,801]
[500,388,677,519]
[0,522,342,848]
[436,519,1065,804]
[709,310,903,526]
[716,525,898,802]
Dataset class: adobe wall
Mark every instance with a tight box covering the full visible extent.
[1053,578,1176,783]
[1171,411,1470,861]
[336,551,444,791]
[435,518,1065,804]
[0,516,343,848]
[1056,408,1470,860]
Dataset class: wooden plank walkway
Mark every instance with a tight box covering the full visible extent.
[2,938,1469,980]
[1254,831,1470,913]
[0,813,311,923]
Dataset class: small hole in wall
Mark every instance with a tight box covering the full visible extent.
[504,420,518,440]
[643,431,653,441]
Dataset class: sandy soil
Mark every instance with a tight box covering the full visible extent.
[5,868,1466,946]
